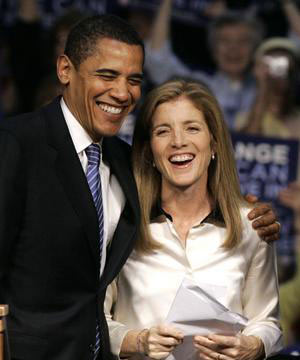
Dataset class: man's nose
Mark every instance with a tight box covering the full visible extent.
[109,78,130,103]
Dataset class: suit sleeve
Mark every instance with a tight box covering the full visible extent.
[0,129,24,297]
[242,236,283,357]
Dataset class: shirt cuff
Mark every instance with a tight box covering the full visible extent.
[108,323,133,359]
[242,324,283,357]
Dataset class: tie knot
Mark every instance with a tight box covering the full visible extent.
[85,143,101,166]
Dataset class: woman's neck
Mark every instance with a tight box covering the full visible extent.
[161,184,212,244]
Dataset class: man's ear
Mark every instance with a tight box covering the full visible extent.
[57,55,74,85]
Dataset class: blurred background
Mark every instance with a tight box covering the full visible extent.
[1,0,300,354]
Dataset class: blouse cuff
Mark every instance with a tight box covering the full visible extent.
[242,325,283,358]
[108,324,133,359]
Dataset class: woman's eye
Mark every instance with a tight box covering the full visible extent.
[187,126,199,132]
[155,128,169,136]
[157,130,167,135]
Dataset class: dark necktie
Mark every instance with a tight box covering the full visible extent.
[85,143,103,359]
[85,143,104,259]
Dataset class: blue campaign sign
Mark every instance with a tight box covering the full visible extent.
[231,132,299,265]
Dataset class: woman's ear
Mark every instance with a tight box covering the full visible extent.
[210,137,217,157]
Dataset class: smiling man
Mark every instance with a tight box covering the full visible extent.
[0,15,143,360]
[59,37,144,140]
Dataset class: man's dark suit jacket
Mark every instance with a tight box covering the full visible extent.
[0,97,140,360]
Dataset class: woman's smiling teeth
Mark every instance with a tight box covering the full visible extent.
[98,103,122,114]
[169,154,194,164]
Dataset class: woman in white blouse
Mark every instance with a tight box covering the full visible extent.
[105,79,282,360]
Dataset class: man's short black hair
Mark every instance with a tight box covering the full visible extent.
[64,14,145,68]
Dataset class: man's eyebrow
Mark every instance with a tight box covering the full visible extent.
[95,69,144,79]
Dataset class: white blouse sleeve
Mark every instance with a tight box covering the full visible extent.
[242,237,283,357]
[104,280,134,358]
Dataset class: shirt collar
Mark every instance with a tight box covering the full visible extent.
[151,201,225,227]
[60,97,102,153]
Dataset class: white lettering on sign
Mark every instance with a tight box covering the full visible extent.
[235,142,289,165]
[236,160,288,183]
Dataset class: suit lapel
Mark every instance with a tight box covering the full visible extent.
[42,98,100,271]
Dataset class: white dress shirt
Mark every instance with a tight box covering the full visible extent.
[61,98,126,276]
[104,208,282,359]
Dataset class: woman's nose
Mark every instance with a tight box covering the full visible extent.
[171,130,187,148]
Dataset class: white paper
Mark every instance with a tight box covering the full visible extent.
[165,277,248,360]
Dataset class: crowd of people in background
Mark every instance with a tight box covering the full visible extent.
[1,0,300,353]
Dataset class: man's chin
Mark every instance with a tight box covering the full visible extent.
[94,125,124,139]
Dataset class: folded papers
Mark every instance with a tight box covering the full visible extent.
[165,277,248,360]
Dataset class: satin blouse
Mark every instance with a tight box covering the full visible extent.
[104,208,282,359]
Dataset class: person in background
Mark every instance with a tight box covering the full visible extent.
[105,79,282,360]
[236,37,300,245]
[237,37,300,138]
[236,37,300,347]
[117,6,156,144]
[144,0,264,130]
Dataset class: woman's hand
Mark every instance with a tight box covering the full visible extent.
[193,333,265,360]
[139,324,184,359]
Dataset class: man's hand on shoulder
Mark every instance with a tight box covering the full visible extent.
[245,194,280,243]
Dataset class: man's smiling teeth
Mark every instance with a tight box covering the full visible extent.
[98,103,122,114]
[169,154,194,163]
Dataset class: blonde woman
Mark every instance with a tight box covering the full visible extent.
[105,79,282,360]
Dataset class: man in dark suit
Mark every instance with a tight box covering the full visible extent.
[0,13,280,360]
[0,14,143,360]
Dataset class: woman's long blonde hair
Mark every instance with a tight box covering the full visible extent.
[132,79,246,253]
